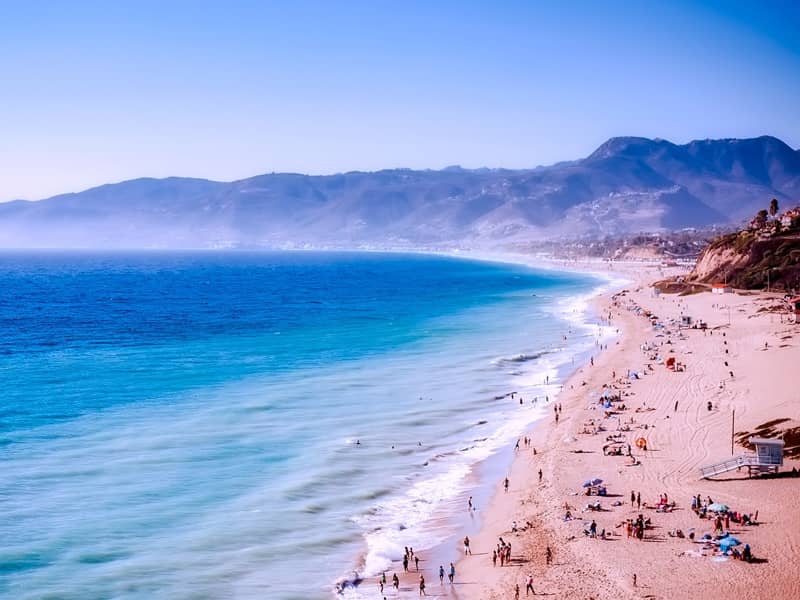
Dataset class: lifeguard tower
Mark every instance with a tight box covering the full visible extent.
[699,437,784,479]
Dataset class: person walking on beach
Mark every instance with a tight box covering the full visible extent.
[403,554,409,572]
[439,565,444,584]
[630,490,635,505]
[492,549,497,566]
[468,496,473,511]
[515,583,521,599]
[636,492,641,509]
[392,573,399,591]
[546,546,552,565]
[538,468,542,482]
[504,477,509,492]
[526,574,535,595]
[449,562,455,583]
[463,536,471,555]
[419,574,426,596]
[414,555,419,571]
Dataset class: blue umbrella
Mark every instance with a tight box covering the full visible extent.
[719,537,741,552]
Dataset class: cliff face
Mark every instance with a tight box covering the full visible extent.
[689,229,800,291]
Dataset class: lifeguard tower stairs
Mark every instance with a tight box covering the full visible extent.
[699,437,784,479]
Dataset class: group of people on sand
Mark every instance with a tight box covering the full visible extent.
[378,557,455,596]
[492,537,513,566]
[512,574,537,598]
[401,546,419,572]
[620,514,650,540]
[515,436,535,451]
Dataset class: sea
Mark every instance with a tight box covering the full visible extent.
[0,251,613,599]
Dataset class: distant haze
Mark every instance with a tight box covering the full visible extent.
[1,136,798,249]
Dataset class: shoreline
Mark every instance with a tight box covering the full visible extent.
[451,263,800,599]
[339,255,627,598]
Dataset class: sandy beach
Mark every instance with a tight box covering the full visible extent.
[378,261,800,599]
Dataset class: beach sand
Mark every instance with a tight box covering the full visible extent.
[377,262,800,599]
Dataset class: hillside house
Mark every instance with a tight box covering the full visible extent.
[781,207,800,228]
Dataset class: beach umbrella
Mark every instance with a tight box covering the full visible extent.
[582,477,603,487]
[708,503,729,513]
[719,537,741,552]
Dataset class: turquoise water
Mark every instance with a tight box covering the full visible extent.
[0,251,603,599]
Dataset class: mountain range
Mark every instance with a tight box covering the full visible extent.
[1,135,799,249]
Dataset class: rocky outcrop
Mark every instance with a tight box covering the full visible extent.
[689,228,800,291]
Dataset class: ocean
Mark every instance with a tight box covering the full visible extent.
[0,251,609,599]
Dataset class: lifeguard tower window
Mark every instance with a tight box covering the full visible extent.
[749,437,784,466]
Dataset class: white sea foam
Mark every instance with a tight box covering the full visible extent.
[339,259,627,598]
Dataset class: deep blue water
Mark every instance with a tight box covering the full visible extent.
[0,251,601,599]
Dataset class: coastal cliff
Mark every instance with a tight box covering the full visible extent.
[689,206,800,291]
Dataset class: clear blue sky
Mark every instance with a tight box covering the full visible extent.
[1,0,798,201]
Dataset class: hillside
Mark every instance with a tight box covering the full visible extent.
[1,135,799,249]
[689,207,800,291]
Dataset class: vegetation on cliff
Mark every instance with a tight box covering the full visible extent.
[689,203,800,292]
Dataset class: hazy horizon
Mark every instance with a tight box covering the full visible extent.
[1,0,799,201]
[3,133,798,204]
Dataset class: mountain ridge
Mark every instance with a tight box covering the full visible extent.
[2,135,798,249]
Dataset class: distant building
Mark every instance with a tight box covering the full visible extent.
[780,207,800,228]
[711,282,731,294]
